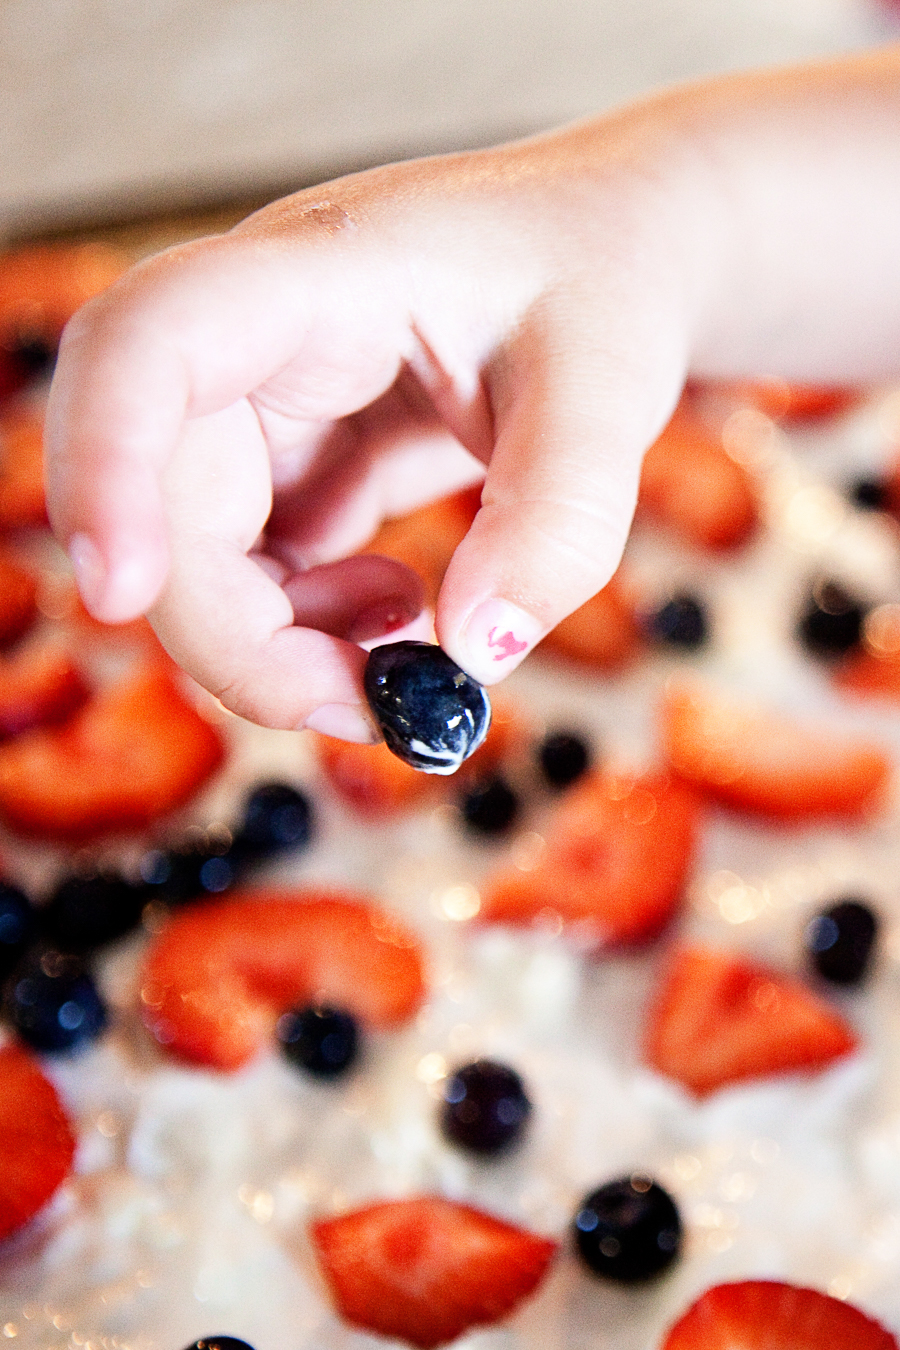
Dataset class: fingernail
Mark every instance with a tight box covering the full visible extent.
[346,597,422,645]
[459,598,545,685]
[303,703,381,744]
[68,533,107,615]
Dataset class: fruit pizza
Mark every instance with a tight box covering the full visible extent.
[3,240,900,1350]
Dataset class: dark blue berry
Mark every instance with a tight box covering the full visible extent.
[139,831,238,906]
[232,782,313,860]
[806,898,879,986]
[364,641,491,775]
[573,1175,682,1282]
[182,1340,255,1350]
[460,776,519,835]
[40,872,146,952]
[277,1005,359,1079]
[648,594,708,649]
[440,1060,531,1156]
[0,883,36,980]
[850,477,887,511]
[538,731,591,788]
[798,581,865,658]
[4,948,107,1053]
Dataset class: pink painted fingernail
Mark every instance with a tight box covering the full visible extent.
[302,703,380,744]
[459,598,544,685]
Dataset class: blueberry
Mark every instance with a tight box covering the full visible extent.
[806,898,879,986]
[850,477,887,511]
[798,581,865,658]
[0,883,36,980]
[182,1340,256,1350]
[648,594,708,649]
[440,1060,531,1156]
[460,776,519,835]
[537,731,591,789]
[40,872,146,952]
[4,948,107,1053]
[364,641,491,774]
[232,783,313,861]
[573,1175,682,1282]
[277,1005,359,1079]
[139,830,238,906]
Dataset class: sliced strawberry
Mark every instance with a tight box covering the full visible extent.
[481,771,699,945]
[539,572,642,670]
[141,889,427,1069]
[0,643,88,738]
[637,406,759,550]
[0,408,46,527]
[0,666,224,840]
[711,378,861,422]
[360,486,481,606]
[0,549,38,647]
[837,646,900,703]
[0,1042,76,1241]
[662,1280,897,1349]
[644,945,856,1097]
[310,1195,557,1348]
[661,682,890,820]
[0,242,128,348]
[316,697,525,816]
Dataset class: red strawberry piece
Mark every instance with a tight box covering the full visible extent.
[0,1042,76,1241]
[637,405,759,551]
[360,486,481,607]
[717,379,861,422]
[316,697,525,816]
[661,1280,897,1349]
[310,1195,557,1348]
[481,771,699,945]
[141,889,427,1069]
[0,549,38,647]
[644,945,857,1097]
[0,408,46,527]
[661,682,890,820]
[0,665,224,841]
[539,572,642,671]
[0,643,88,738]
[0,242,128,349]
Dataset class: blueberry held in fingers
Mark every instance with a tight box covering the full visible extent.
[364,641,491,774]
[574,1175,682,1282]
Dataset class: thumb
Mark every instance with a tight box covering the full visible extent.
[436,296,688,684]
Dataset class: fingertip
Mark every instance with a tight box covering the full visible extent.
[442,597,546,686]
[68,532,168,623]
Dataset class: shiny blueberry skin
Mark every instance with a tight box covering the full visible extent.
[40,872,146,952]
[574,1176,682,1282]
[806,898,879,986]
[4,948,107,1053]
[460,776,519,835]
[649,594,708,649]
[232,782,313,861]
[277,1005,359,1079]
[798,581,865,658]
[182,1340,256,1350]
[440,1060,532,1156]
[364,641,491,774]
[0,883,36,980]
[538,731,591,789]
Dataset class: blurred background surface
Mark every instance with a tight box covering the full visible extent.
[2,0,897,237]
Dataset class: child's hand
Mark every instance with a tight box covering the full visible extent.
[45,48,900,738]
